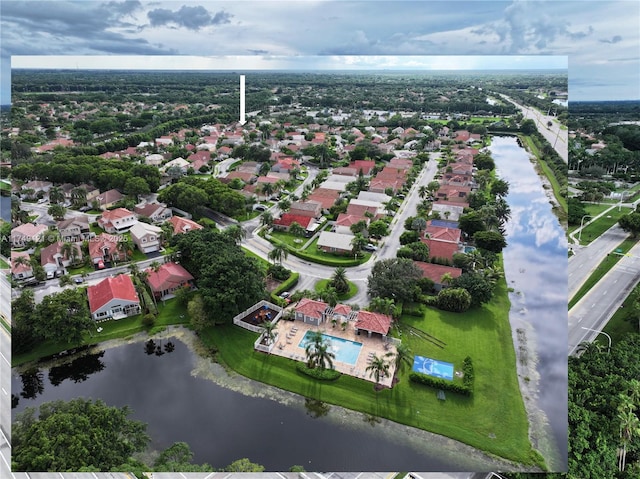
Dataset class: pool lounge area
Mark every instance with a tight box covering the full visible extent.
[269,316,396,388]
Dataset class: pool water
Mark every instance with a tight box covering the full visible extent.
[298,331,363,366]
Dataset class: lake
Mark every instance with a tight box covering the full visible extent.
[12,330,515,472]
[490,135,568,470]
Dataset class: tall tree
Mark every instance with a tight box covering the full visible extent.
[366,354,390,389]
[268,243,289,265]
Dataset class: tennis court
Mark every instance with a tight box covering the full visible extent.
[412,355,454,381]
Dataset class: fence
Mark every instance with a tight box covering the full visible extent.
[233,299,283,333]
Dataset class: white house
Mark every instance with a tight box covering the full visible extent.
[98,208,137,234]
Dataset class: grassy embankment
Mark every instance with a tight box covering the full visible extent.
[602,286,640,345]
[567,203,615,236]
[573,207,632,246]
[197,272,541,468]
[313,278,358,301]
[518,134,567,223]
[12,299,189,367]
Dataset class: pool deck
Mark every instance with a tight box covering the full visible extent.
[270,318,396,388]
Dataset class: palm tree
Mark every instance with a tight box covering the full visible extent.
[440,272,454,287]
[224,224,246,244]
[366,354,390,389]
[60,242,75,265]
[411,217,427,233]
[370,297,395,316]
[117,235,134,262]
[385,343,413,379]
[260,182,275,199]
[160,222,174,246]
[304,330,335,370]
[71,186,87,207]
[150,261,161,273]
[493,197,511,224]
[617,409,640,471]
[320,286,338,307]
[330,267,349,295]
[289,221,306,238]
[48,186,65,205]
[350,233,368,258]
[260,211,274,228]
[418,185,428,199]
[268,244,288,265]
[261,320,278,346]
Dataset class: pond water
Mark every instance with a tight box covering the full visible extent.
[490,136,568,470]
[0,196,9,222]
[12,332,510,472]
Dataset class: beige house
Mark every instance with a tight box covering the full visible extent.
[129,222,163,253]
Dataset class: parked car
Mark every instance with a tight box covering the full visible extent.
[74,277,84,284]
[364,243,377,252]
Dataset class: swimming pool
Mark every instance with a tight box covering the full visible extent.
[298,331,363,366]
[412,355,454,381]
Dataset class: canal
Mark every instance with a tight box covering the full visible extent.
[490,135,568,470]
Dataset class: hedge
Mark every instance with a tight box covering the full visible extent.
[270,272,300,305]
[462,356,474,390]
[409,372,472,397]
[296,363,342,381]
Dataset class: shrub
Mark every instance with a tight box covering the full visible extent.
[296,363,341,381]
[142,313,156,327]
[436,287,472,312]
[462,356,474,389]
[409,372,472,396]
[403,303,426,317]
[267,264,291,281]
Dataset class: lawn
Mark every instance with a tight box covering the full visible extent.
[197,275,539,467]
[602,288,640,346]
[575,207,632,245]
[13,299,189,366]
[269,230,308,249]
[314,278,358,301]
[567,204,615,235]
[569,237,639,309]
[0,257,9,269]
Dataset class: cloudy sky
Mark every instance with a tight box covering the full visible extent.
[1,0,638,104]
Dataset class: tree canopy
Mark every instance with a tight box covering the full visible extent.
[171,229,266,323]
[12,399,150,471]
[367,258,422,303]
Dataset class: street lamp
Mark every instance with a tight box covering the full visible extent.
[581,326,612,353]
[577,215,592,243]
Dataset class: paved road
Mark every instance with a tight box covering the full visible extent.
[499,94,568,163]
[0,322,11,479]
[568,242,640,354]
[568,223,628,299]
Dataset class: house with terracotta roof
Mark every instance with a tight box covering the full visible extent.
[129,222,163,254]
[87,275,141,321]
[169,216,203,235]
[425,223,462,243]
[349,160,376,176]
[134,203,172,223]
[422,238,460,263]
[354,310,393,339]
[11,251,33,281]
[11,223,49,248]
[144,262,194,300]
[369,178,403,194]
[307,188,340,211]
[89,233,126,267]
[435,184,471,203]
[414,261,463,291]
[294,298,330,326]
[333,213,368,235]
[98,208,137,234]
[272,213,314,234]
[332,166,358,177]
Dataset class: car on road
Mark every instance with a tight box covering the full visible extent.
[364,243,377,252]
[74,277,84,284]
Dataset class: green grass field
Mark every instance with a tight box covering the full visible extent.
[603,288,640,346]
[575,207,632,245]
[198,274,538,467]
[567,204,616,235]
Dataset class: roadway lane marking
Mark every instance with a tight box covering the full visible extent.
[0,448,11,472]
[0,428,10,448]
[591,304,596,308]
[0,351,9,367]
[1,388,6,395]
[603,291,608,295]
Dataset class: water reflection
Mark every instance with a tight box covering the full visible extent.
[490,136,568,469]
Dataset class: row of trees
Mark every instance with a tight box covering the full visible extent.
[12,397,288,473]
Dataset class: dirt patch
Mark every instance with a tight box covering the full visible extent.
[266,277,282,292]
